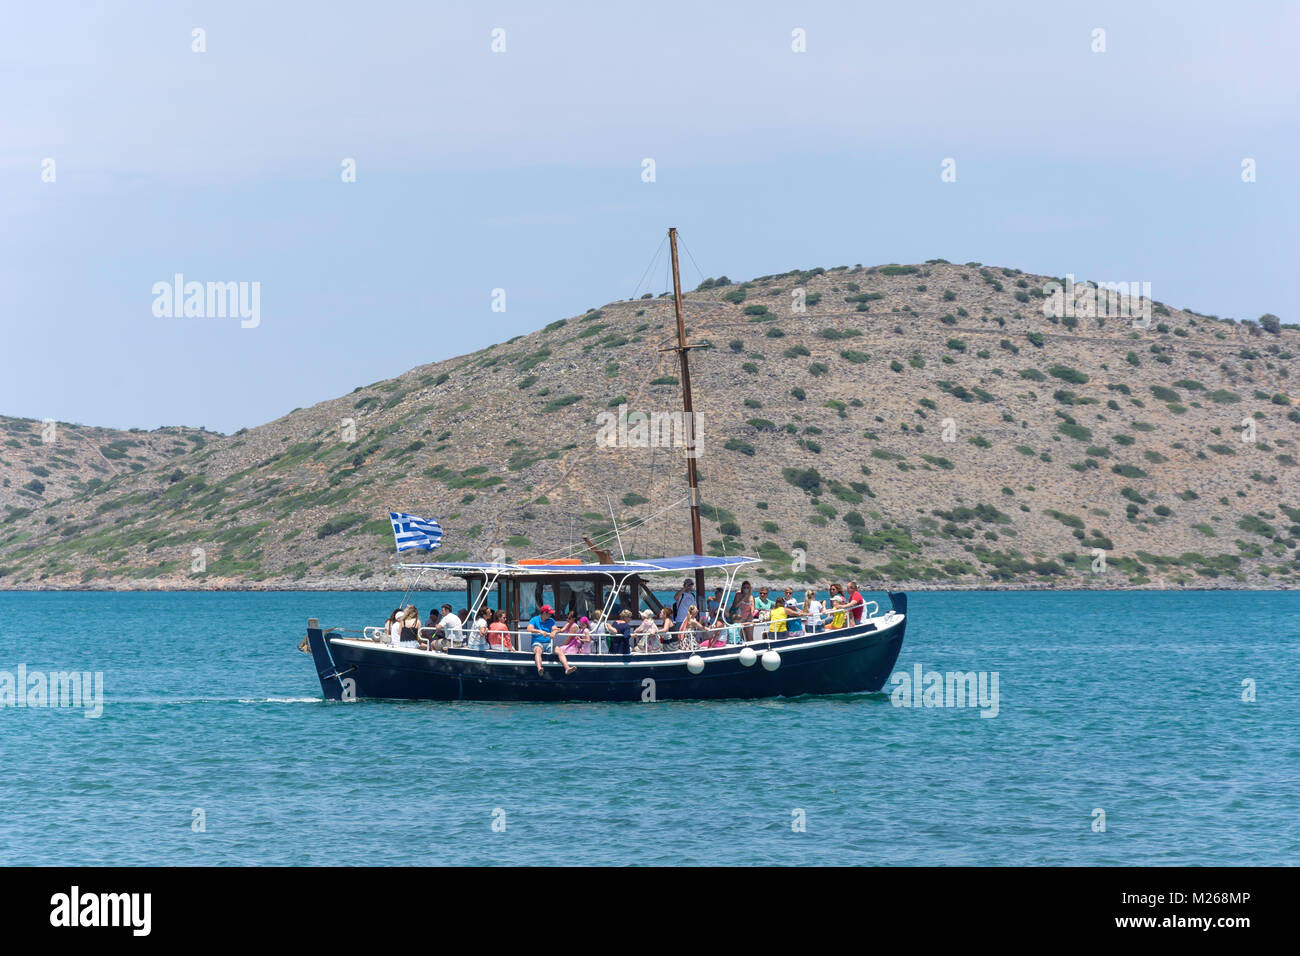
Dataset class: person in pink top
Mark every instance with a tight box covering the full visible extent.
[847,581,866,625]
[562,617,591,655]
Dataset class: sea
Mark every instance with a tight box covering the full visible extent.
[0,590,1296,866]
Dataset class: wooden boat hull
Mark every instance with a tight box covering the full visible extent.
[306,596,907,703]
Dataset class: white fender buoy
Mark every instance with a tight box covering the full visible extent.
[761,650,782,671]
[738,646,757,667]
[686,654,704,674]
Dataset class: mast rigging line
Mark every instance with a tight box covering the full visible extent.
[677,234,709,291]
[631,234,669,302]
[496,495,692,562]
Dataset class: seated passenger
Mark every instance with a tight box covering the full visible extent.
[632,609,660,654]
[527,604,576,676]
[400,606,421,645]
[487,610,514,651]
[828,594,848,630]
[657,606,678,651]
[680,606,705,651]
[561,617,591,655]
[432,604,462,650]
[554,610,580,647]
[383,609,401,643]
[697,618,728,648]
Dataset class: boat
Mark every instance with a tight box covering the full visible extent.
[304,554,907,702]
[301,229,907,702]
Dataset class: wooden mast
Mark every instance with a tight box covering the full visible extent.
[667,227,707,606]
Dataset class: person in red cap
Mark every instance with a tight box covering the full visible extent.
[526,604,575,675]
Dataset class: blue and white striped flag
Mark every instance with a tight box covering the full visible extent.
[389,512,444,552]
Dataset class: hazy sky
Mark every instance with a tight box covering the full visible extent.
[2,1,1296,432]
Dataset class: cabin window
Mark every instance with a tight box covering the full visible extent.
[528,582,555,618]
[465,577,503,614]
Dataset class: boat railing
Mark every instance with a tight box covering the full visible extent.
[352,598,894,652]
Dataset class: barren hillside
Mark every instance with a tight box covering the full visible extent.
[1,260,1296,590]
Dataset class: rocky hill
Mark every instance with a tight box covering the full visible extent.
[0,418,215,514]
[1,260,1296,590]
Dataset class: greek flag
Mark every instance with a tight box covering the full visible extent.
[389,512,443,552]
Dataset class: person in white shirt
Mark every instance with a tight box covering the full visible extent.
[805,593,825,634]
[588,611,609,654]
[434,604,462,649]
[462,609,483,650]
[384,608,403,644]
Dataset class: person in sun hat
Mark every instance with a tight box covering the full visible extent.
[632,609,660,653]
[828,593,848,630]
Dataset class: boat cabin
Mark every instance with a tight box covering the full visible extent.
[396,554,757,647]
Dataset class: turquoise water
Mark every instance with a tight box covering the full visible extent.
[0,590,1296,866]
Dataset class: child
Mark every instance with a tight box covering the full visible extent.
[804,593,825,634]
[829,594,848,630]
[561,618,589,655]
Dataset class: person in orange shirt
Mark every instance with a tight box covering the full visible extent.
[486,610,514,651]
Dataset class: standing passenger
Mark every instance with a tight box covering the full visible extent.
[609,610,635,654]
[752,586,774,641]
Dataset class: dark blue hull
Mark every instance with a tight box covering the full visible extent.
[305,608,906,703]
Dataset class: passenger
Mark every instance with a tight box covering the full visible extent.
[680,605,705,651]
[527,604,576,676]
[804,591,826,634]
[827,582,845,618]
[783,587,803,634]
[753,586,774,641]
[383,609,401,644]
[436,604,462,647]
[698,615,728,648]
[400,606,421,645]
[465,608,490,650]
[706,587,723,623]
[632,609,661,654]
[769,597,788,638]
[487,610,514,651]
[671,577,696,630]
[828,593,848,630]
[847,581,866,626]
[561,617,590,655]
[609,609,635,654]
[657,606,677,651]
[554,610,580,648]
[732,581,754,642]
[588,612,609,654]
